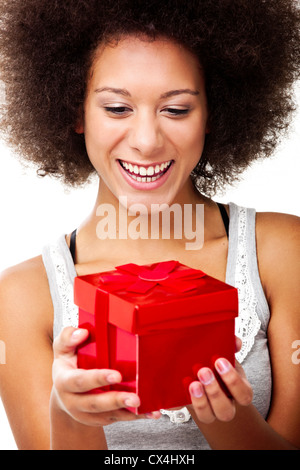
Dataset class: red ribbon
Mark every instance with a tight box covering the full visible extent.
[99,260,206,294]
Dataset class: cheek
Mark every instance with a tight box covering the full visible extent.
[187,116,207,160]
[166,119,206,165]
[84,116,122,165]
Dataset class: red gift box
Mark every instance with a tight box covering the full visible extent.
[75,260,238,414]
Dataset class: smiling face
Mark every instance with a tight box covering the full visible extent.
[80,36,209,209]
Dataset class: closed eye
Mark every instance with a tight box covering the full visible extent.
[162,108,190,117]
[104,106,132,115]
[104,106,190,117]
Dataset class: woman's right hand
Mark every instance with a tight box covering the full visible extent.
[51,326,160,426]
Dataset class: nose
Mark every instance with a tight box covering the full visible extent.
[127,111,164,157]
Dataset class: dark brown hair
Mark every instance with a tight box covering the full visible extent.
[0,0,299,195]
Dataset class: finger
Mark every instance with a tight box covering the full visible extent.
[74,389,161,418]
[75,390,141,414]
[215,358,253,406]
[53,327,89,358]
[189,381,216,424]
[73,389,160,422]
[234,359,248,380]
[235,336,242,353]
[73,406,161,427]
[197,368,236,422]
[62,368,122,393]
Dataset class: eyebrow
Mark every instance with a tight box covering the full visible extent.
[94,87,131,97]
[160,89,200,99]
[94,87,200,99]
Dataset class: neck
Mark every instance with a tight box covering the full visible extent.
[75,177,208,264]
[95,178,204,241]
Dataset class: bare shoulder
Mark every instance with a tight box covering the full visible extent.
[256,210,299,241]
[256,211,300,264]
[0,256,54,448]
[0,255,53,340]
[255,211,300,305]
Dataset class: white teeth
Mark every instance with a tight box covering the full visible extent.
[147,166,154,176]
[119,159,172,183]
[130,174,161,182]
[139,167,147,176]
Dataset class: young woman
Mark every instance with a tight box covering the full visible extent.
[0,0,299,450]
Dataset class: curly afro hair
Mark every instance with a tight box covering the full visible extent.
[0,0,299,195]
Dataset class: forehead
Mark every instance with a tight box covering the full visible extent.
[88,36,204,92]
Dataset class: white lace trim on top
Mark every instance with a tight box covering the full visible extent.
[48,241,79,330]
[234,207,261,364]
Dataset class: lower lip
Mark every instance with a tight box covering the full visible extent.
[118,161,174,190]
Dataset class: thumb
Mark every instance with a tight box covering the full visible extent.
[53,326,89,358]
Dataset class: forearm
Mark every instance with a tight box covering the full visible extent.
[50,390,107,450]
[190,404,297,450]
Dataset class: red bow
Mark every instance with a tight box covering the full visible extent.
[99,260,206,294]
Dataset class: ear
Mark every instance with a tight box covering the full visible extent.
[74,107,84,134]
[75,121,84,134]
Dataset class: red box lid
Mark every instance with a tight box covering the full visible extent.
[74,260,238,334]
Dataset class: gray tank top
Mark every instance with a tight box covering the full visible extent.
[42,202,272,450]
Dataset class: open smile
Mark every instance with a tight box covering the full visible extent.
[118,159,173,183]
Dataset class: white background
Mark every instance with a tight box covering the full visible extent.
[0,88,299,449]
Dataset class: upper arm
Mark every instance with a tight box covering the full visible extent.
[0,257,54,449]
[256,212,300,448]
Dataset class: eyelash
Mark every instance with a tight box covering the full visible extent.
[104,106,131,115]
[103,106,190,117]
[165,108,190,116]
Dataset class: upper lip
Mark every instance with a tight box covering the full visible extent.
[118,158,173,168]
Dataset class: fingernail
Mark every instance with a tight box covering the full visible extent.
[190,382,204,398]
[124,396,140,408]
[198,368,215,385]
[215,358,231,375]
[106,373,120,384]
[71,329,86,341]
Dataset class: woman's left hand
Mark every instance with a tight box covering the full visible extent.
[188,339,253,423]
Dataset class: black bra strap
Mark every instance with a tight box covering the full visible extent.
[216,202,229,238]
[70,229,77,263]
